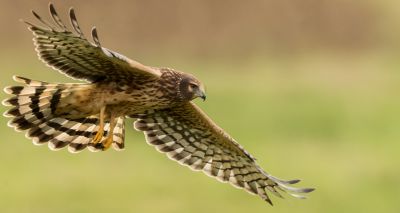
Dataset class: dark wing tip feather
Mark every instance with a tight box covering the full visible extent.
[49,3,67,29]
[68,7,85,38]
[31,10,41,20]
[91,27,101,47]
[277,183,315,195]
[21,19,37,29]
[31,9,55,31]
[300,187,315,193]
[48,2,56,12]
[286,179,301,184]
[274,179,301,185]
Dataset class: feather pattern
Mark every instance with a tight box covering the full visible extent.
[3,76,125,153]
[134,102,314,204]
[23,3,160,83]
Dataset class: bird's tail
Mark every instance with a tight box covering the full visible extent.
[3,76,125,153]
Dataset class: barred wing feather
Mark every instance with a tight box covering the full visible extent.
[134,102,314,205]
[24,3,160,83]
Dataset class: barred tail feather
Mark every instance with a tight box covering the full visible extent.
[111,116,125,150]
[27,116,99,153]
[3,76,125,153]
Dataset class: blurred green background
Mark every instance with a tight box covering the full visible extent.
[1,0,399,212]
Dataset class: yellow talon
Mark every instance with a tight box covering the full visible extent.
[101,136,114,150]
[92,128,104,144]
[92,106,106,144]
[100,114,117,151]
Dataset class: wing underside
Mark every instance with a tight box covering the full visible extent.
[134,102,314,205]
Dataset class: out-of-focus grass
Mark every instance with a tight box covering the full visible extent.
[0,51,400,213]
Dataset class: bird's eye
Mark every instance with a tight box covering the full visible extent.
[189,83,198,89]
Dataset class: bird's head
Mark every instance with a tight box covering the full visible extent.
[179,74,206,101]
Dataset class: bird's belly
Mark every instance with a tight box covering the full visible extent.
[99,85,174,116]
[53,87,103,119]
[55,85,173,119]
[105,99,171,117]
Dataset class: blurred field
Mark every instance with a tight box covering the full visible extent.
[1,0,400,213]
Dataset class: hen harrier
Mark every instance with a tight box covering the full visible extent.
[3,3,314,205]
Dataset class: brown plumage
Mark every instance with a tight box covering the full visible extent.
[2,3,314,205]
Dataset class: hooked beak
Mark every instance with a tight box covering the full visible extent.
[200,94,206,101]
[196,87,206,101]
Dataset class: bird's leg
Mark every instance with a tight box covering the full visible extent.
[101,113,117,150]
[92,106,106,144]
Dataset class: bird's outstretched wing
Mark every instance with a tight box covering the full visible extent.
[24,3,160,83]
[133,102,314,205]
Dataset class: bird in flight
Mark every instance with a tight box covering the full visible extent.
[3,3,314,205]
